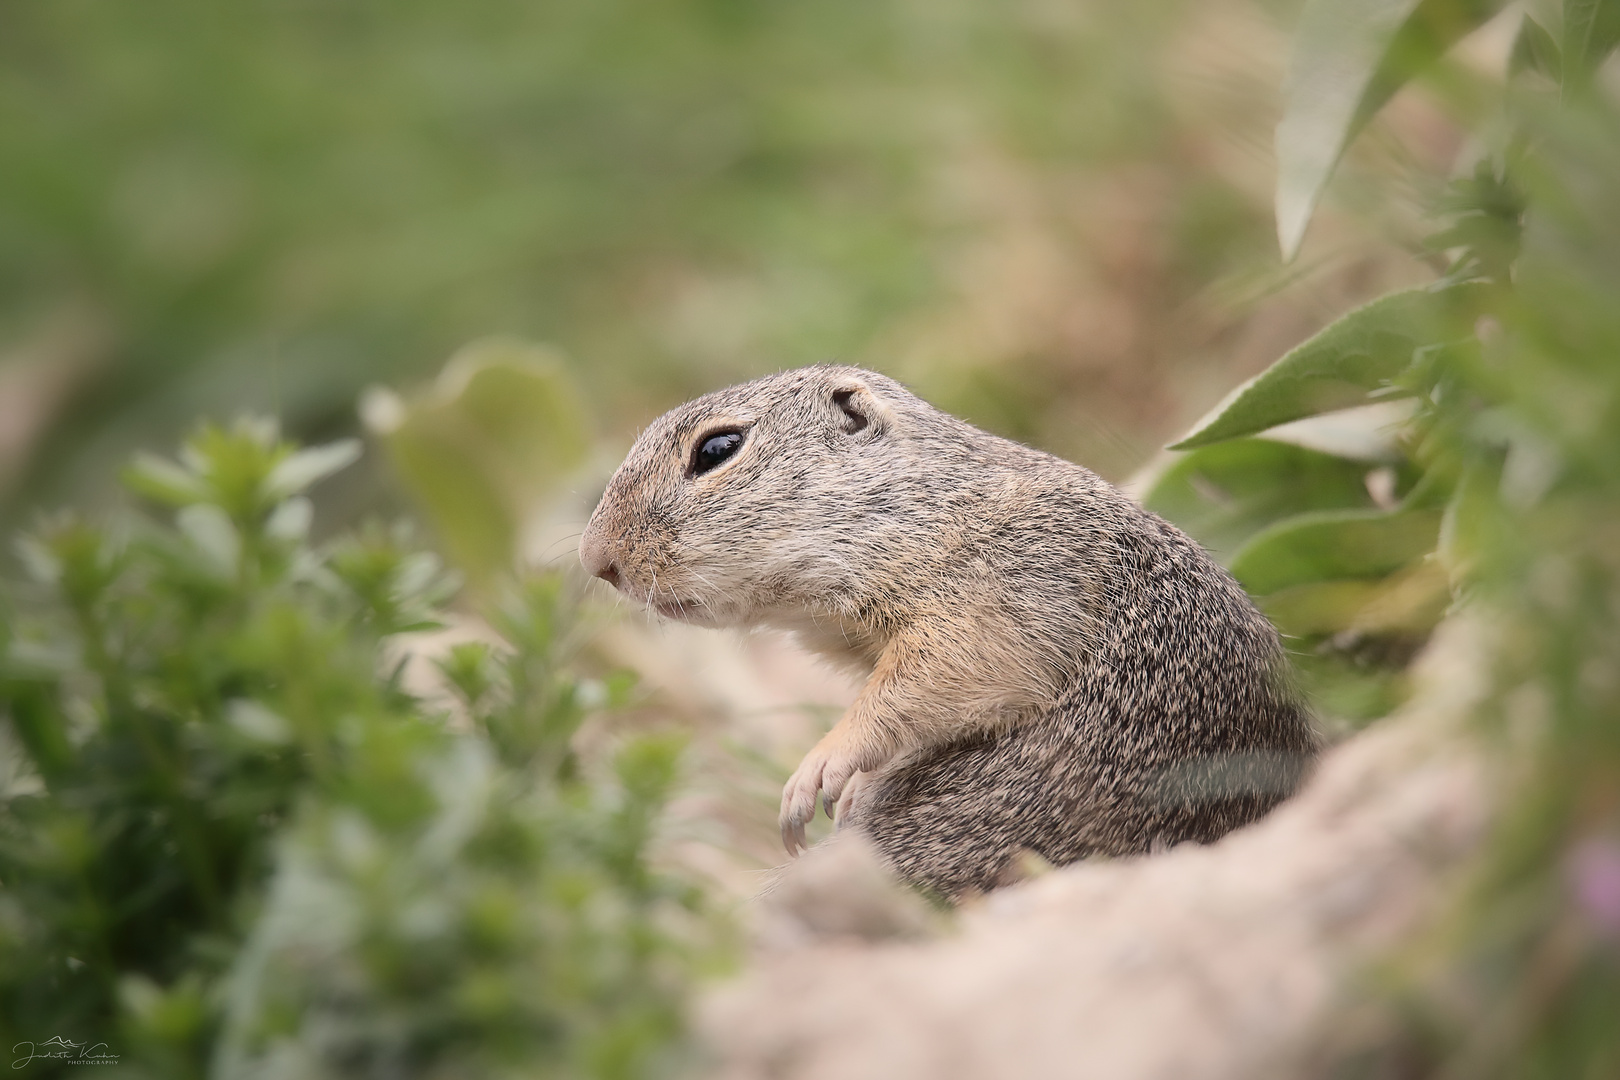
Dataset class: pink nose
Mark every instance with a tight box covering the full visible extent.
[578,530,621,587]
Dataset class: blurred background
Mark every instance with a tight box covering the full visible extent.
[0,0,1450,530]
[16,1,1612,1075]
[0,0,1487,908]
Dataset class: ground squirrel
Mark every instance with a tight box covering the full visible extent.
[580,365,1316,898]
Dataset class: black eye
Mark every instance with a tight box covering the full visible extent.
[692,431,744,475]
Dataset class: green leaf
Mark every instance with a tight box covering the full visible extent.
[1170,283,1484,451]
[1141,438,1391,560]
[1425,161,1526,284]
[1276,0,1508,259]
[1261,579,1391,637]
[1510,14,1563,80]
[264,439,362,501]
[178,503,242,577]
[1228,507,1442,595]
[1259,559,1450,637]
[225,699,292,745]
[1561,0,1620,91]
[367,339,591,588]
[13,535,62,585]
[265,496,314,542]
[1289,651,1411,727]
[123,452,210,506]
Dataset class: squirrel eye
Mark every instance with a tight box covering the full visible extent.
[692,431,743,475]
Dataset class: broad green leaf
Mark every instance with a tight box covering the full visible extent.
[367,339,590,588]
[1262,579,1389,637]
[1170,283,1484,451]
[1259,559,1450,637]
[1561,0,1620,91]
[1229,507,1442,595]
[1142,438,1391,560]
[1276,0,1507,259]
[385,434,514,580]
[1348,557,1451,632]
[1289,651,1410,726]
[1437,457,1503,579]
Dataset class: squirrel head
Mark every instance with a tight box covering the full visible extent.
[579,364,932,628]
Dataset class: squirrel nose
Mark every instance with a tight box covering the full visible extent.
[578,530,622,588]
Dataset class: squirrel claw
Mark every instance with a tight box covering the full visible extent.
[779,803,811,856]
[780,798,813,854]
[780,752,831,855]
[781,741,881,852]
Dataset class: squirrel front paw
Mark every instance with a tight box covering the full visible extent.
[779,732,889,855]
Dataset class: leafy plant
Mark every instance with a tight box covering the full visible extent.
[1147,0,1620,1071]
[0,420,714,1078]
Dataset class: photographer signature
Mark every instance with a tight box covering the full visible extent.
[11,1037,120,1068]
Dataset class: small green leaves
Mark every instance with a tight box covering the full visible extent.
[326,526,458,635]
[1426,161,1526,284]
[123,418,359,529]
[1276,0,1508,259]
[1,424,706,1076]
[1172,284,1485,451]
[16,517,125,607]
[438,642,498,710]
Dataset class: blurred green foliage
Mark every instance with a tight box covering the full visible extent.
[0,0,1309,521]
[1145,0,1620,1071]
[0,423,713,1077]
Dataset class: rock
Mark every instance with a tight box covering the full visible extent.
[700,618,1497,1080]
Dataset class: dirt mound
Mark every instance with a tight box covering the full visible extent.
[702,619,1495,1080]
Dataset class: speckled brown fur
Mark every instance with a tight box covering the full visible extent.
[580,365,1316,898]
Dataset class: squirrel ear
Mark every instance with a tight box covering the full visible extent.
[830,382,891,436]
